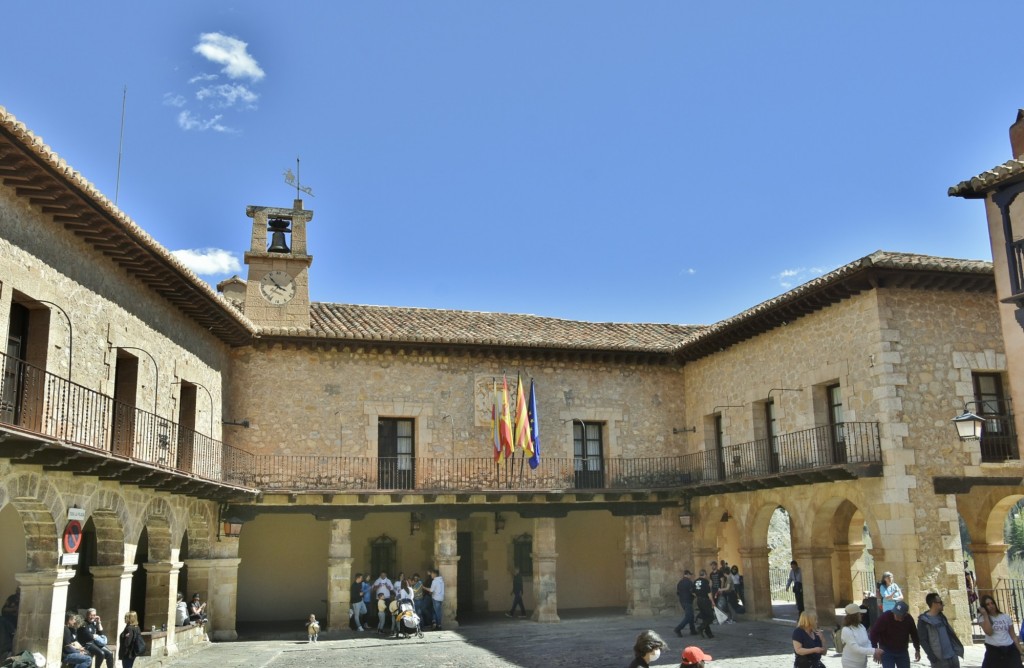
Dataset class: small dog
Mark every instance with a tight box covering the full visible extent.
[306,614,320,643]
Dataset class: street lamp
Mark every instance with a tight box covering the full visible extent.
[952,410,985,441]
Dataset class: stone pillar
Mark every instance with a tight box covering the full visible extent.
[208,558,241,641]
[624,516,653,617]
[90,565,136,640]
[832,545,862,605]
[970,542,1010,590]
[326,519,354,631]
[143,561,182,654]
[738,546,771,620]
[797,547,837,626]
[531,518,559,623]
[15,568,73,667]
[433,518,460,630]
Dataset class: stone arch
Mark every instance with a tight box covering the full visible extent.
[957,485,1024,590]
[82,488,131,566]
[139,497,175,562]
[182,500,215,559]
[806,493,878,608]
[693,495,742,548]
[0,471,65,570]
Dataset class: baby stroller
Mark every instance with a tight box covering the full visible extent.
[394,598,423,639]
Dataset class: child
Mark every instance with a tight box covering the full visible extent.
[306,614,320,643]
[388,599,400,636]
[680,645,712,667]
[376,592,387,634]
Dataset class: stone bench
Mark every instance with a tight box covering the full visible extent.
[139,624,208,657]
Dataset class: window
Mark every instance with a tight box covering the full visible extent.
[513,534,533,576]
[378,418,415,489]
[370,535,396,578]
[572,421,604,488]
[973,372,1017,462]
[827,384,846,463]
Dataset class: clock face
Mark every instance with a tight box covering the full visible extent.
[259,270,296,305]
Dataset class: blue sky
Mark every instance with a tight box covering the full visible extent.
[2,1,1019,325]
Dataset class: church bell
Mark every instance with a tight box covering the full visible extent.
[267,218,291,253]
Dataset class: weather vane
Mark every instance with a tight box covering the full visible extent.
[283,157,315,198]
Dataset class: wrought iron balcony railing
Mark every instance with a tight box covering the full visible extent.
[0,351,884,495]
[225,422,883,493]
[0,351,252,485]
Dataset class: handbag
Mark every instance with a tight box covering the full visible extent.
[91,634,107,647]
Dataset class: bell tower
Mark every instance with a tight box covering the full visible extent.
[242,199,313,329]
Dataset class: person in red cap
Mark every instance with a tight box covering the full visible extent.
[680,645,712,666]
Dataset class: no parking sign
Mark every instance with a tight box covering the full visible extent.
[62,520,82,553]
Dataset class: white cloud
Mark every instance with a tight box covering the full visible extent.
[188,73,219,84]
[773,266,827,289]
[163,93,186,108]
[196,83,258,108]
[193,32,265,81]
[172,248,242,276]
[177,110,233,133]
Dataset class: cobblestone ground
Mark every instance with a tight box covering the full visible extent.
[158,613,989,668]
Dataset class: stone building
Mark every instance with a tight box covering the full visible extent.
[0,103,1017,665]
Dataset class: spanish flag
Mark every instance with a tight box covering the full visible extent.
[499,375,514,461]
[515,372,535,459]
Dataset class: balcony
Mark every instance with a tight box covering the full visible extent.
[0,351,883,499]
[225,422,883,494]
[0,352,255,500]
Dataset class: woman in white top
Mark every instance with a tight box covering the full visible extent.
[839,603,875,668]
[977,594,1024,668]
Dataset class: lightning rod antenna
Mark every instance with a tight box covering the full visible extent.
[115,86,127,206]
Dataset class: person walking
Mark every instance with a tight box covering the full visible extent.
[730,564,745,610]
[673,569,697,637]
[879,572,904,613]
[507,567,526,618]
[715,571,738,623]
[839,603,875,668]
[977,594,1024,668]
[917,593,963,668]
[868,601,921,668]
[693,569,715,639]
[786,560,805,613]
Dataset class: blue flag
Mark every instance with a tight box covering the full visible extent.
[527,379,540,469]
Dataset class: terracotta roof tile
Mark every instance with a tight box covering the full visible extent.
[948,159,1024,198]
[306,303,704,353]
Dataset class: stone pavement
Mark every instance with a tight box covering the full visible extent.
[153,611,990,668]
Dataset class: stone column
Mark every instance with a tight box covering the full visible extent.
[797,547,837,626]
[208,558,241,641]
[433,518,460,630]
[624,516,653,617]
[143,561,182,654]
[970,542,1010,590]
[832,545,862,605]
[738,546,771,620]
[90,565,136,640]
[531,518,559,623]
[15,568,74,667]
[326,519,353,631]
